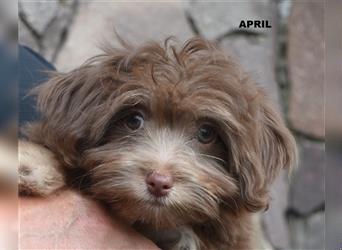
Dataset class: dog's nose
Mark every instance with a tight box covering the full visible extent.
[145,171,173,197]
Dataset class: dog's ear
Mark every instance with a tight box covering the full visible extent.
[238,93,297,212]
[259,100,297,183]
[24,62,123,167]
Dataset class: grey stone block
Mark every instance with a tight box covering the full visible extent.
[19,0,78,62]
[262,171,291,249]
[220,34,280,108]
[288,212,324,250]
[55,2,194,72]
[288,1,324,139]
[19,1,59,35]
[289,139,324,216]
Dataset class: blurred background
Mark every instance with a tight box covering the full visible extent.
[0,0,17,249]
[16,0,326,249]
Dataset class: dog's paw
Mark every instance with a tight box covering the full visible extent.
[19,141,65,196]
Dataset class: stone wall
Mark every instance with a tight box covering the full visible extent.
[19,1,325,249]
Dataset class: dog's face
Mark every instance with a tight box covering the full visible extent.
[83,76,239,227]
[28,38,296,228]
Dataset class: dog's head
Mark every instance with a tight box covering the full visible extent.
[27,37,296,227]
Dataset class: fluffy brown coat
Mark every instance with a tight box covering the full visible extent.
[20,37,297,249]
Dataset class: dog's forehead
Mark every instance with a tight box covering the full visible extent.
[109,45,256,126]
[119,78,232,127]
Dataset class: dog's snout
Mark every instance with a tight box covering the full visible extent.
[145,171,173,197]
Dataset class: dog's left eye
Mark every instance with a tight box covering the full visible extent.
[197,124,217,144]
[125,112,144,131]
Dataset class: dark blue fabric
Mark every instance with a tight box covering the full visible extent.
[19,45,55,126]
[0,43,16,129]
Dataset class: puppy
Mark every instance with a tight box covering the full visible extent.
[19,37,297,249]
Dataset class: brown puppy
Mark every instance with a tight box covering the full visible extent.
[19,37,297,249]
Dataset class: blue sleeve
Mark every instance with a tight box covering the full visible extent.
[19,45,55,126]
[0,43,16,129]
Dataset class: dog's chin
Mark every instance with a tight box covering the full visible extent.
[111,194,217,229]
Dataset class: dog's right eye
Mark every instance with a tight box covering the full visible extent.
[197,124,217,144]
[125,112,144,131]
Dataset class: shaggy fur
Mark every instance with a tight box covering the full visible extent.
[20,37,297,249]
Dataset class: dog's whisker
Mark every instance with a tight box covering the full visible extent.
[198,153,226,164]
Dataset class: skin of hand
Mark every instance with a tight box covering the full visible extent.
[19,190,159,249]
